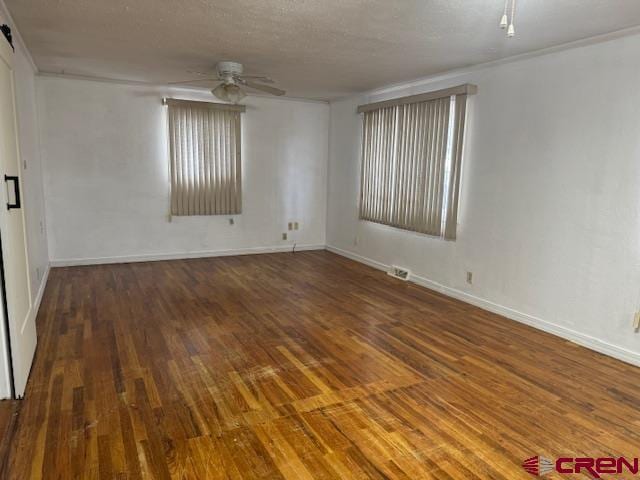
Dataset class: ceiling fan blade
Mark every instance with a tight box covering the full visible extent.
[240,80,285,96]
[237,75,275,84]
[167,77,219,85]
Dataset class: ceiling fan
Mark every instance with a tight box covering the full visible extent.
[169,61,285,103]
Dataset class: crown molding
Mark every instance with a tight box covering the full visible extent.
[362,25,640,98]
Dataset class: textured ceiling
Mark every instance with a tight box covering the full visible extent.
[6,0,640,100]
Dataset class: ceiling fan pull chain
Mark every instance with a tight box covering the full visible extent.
[499,0,509,28]
[507,0,516,37]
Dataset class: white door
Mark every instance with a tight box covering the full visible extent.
[0,37,34,398]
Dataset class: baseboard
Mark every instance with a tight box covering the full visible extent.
[326,245,389,272]
[20,263,50,336]
[50,244,327,267]
[326,244,640,368]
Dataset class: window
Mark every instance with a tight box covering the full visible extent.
[166,99,244,216]
[357,84,474,239]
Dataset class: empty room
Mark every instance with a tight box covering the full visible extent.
[0,0,639,478]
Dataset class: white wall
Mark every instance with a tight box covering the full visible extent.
[327,33,640,364]
[38,77,329,264]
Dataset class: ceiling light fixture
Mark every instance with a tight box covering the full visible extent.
[212,83,246,104]
[499,0,517,38]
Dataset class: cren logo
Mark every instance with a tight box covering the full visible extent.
[522,456,554,476]
[522,456,640,478]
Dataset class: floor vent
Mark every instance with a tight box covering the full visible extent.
[388,266,410,281]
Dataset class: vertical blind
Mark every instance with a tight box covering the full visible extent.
[358,86,472,239]
[166,99,244,216]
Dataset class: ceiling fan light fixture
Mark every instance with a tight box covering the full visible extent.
[212,84,228,102]
[212,83,246,104]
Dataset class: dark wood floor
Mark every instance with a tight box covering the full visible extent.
[0,399,17,470]
[3,250,640,479]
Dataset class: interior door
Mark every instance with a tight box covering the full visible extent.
[0,36,34,398]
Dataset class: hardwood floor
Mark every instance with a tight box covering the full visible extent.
[0,399,17,472]
[3,250,640,479]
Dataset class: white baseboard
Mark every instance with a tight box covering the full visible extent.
[20,263,50,335]
[326,245,389,271]
[326,245,640,368]
[50,244,327,267]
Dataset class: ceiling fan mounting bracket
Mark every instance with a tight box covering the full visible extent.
[217,61,244,81]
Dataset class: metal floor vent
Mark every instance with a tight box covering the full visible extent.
[388,266,410,281]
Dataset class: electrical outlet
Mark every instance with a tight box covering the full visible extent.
[634,312,640,330]
[229,218,234,225]
[354,235,359,246]
[282,233,287,241]
[36,267,41,281]
[466,271,473,284]
[288,222,293,231]
[294,222,299,230]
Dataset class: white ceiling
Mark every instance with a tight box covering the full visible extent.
[6,0,640,100]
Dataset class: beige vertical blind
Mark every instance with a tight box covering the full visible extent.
[166,99,244,216]
[358,85,473,240]
[444,94,468,240]
[359,106,397,225]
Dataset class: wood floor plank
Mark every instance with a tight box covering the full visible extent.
[2,250,640,478]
